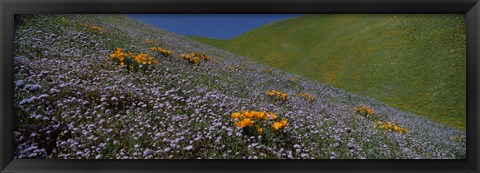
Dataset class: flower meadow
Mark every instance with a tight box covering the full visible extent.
[13,14,465,159]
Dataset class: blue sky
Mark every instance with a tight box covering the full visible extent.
[127,14,302,40]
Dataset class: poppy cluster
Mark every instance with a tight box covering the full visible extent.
[149,46,173,57]
[354,105,374,117]
[108,48,158,71]
[179,52,210,66]
[191,52,211,61]
[231,111,288,136]
[77,22,104,33]
[266,90,288,102]
[180,54,201,65]
[375,121,410,134]
[297,92,315,102]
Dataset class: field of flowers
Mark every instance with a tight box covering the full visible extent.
[13,14,465,159]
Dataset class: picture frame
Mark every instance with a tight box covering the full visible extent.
[1,0,479,172]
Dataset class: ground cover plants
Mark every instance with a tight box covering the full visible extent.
[13,14,466,159]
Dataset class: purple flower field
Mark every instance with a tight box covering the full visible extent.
[13,14,465,159]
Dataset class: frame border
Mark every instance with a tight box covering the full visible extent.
[1,0,479,173]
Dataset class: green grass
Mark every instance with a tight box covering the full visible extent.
[191,14,466,131]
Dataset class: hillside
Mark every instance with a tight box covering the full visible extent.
[191,14,467,130]
[13,14,465,159]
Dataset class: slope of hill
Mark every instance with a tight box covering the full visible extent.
[13,14,465,159]
[191,14,466,130]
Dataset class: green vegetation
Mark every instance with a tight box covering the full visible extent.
[191,14,466,130]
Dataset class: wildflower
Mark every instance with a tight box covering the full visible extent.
[366,109,374,115]
[179,52,210,65]
[271,122,283,131]
[256,126,263,134]
[184,145,193,151]
[254,112,265,119]
[298,92,315,101]
[108,48,155,71]
[374,121,409,134]
[280,118,288,127]
[150,46,172,57]
[236,121,246,128]
[235,118,253,128]
[242,118,254,127]
[143,148,153,156]
[231,112,242,120]
[77,23,104,33]
[230,110,288,137]
[244,111,254,119]
[354,105,374,116]
[266,90,288,102]
[192,57,200,65]
[90,25,104,33]
[266,91,275,96]
[195,52,211,61]
[268,113,277,120]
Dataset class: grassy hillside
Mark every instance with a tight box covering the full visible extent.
[13,14,465,159]
[191,14,466,130]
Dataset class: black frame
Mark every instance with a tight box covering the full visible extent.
[1,0,479,173]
